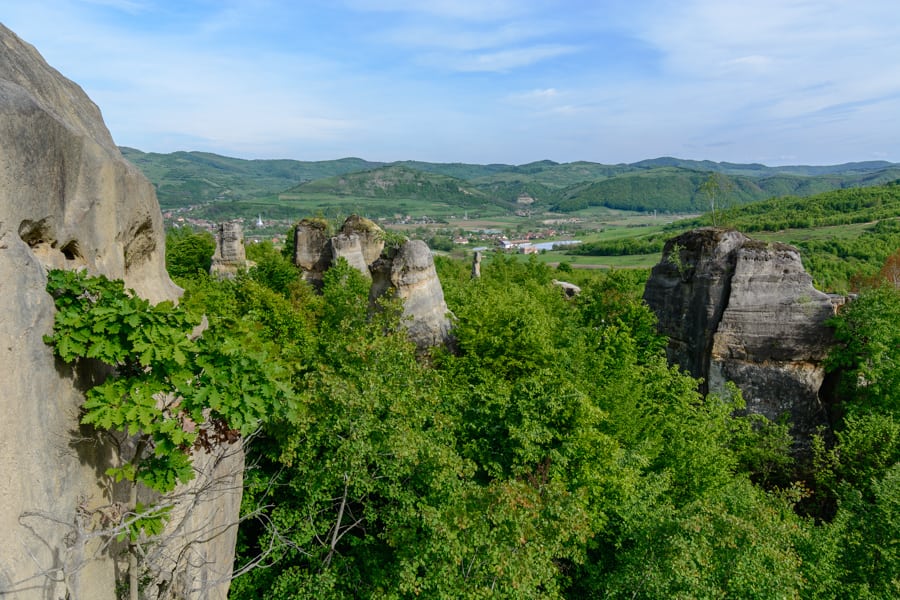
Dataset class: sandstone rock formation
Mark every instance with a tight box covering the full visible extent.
[643,228,839,442]
[370,240,453,350]
[293,216,452,350]
[341,213,384,267]
[0,24,238,599]
[331,232,372,277]
[210,219,250,278]
[293,217,332,281]
[293,215,383,283]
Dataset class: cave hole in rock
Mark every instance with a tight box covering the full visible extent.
[18,218,54,249]
[61,240,83,262]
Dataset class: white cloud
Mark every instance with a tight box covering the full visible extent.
[522,88,560,99]
[7,0,900,164]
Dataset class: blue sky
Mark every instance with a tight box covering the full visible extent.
[4,0,900,165]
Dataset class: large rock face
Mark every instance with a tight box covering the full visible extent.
[293,217,332,281]
[0,25,238,599]
[643,228,838,442]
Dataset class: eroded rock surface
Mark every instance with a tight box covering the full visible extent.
[370,240,453,350]
[340,214,384,267]
[293,216,451,350]
[294,215,383,282]
[210,219,250,278]
[331,232,371,277]
[643,228,837,442]
[294,217,332,281]
[0,24,237,599]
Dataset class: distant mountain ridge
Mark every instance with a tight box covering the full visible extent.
[121,147,900,214]
[281,165,498,209]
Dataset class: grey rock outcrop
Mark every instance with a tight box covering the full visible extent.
[294,217,332,281]
[0,24,238,599]
[340,214,384,267]
[472,250,482,279]
[210,219,250,278]
[552,279,581,298]
[294,215,383,282]
[331,232,371,277]
[370,240,453,350]
[643,228,837,442]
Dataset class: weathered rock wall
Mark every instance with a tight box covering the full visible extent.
[644,228,837,441]
[331,232,371,277]
[293,217,332,281]
[0,24,238,599]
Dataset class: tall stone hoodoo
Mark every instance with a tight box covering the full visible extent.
[293,217,333,282]
[0,24,240,599]
[210,219,251,277]
[370,239,454,350]
[340,213,385,268]
[643,228,840,443]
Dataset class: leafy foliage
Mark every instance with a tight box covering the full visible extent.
[826,284,900,415]
[44,269,292,537]
[223,251,825,598]
[165,226,215,279]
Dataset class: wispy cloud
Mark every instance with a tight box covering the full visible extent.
[375,21,548,52]
[422,44,579,73]
[515,88,560,100]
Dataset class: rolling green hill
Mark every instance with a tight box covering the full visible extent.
[121,147,384,207]
[280,165,498,209]
[549,167,900,214]
[564,182,900,292]
[121,148,900,218]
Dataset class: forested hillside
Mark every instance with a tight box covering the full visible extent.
[123,148,900,217]
[280,165,500,209]
[549,167,900,213]
[121,148,383,207]
[565,183,900,293]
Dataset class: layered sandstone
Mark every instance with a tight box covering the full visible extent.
[294,215,384,282]
[293,217,332,281]
[210,219,250,278]
[370,240,453,350]
[643,228,838,441]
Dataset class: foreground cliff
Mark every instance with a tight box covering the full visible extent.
[0,25,239,599]
[643,228,840,443]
